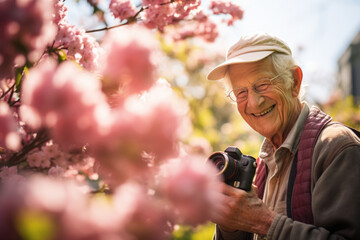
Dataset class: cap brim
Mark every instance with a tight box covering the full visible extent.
[207,50,274,80]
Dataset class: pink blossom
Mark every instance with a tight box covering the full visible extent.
[29,141,72,170]
[62,156,97,183]
[55,22,100,71]
[55,22,79,49]
[171,18,219,42]
[158,155,223,226]
[162,8,217,42]
[0,166,18,178]
[48,166,65,177]
[40,142,97,181]
[113,182,172,240]
[78,34,101,71]
[0,0,57,78]
[109,0,137,22]
[25,176,87,213]
[172,0,201,20]
[10,177,114,239]
[61,194,122,240]
[50,150,72,169]
[93,80,190,185]
[100,26,159,97]
[23,176,109,239]
[0,101,21,151]
[123,80,191,160]
[53,0,68,25]
[21,59,110,149]
[26,151,51,168]
[0,166,25,186]
[197,20,219,42]
[191,8,209,22]
[141,0,202,30]
[209,0,244,25]
[0,175,107,240]
[41,141,62,159]
[91,109,151,186]
[141,0,175,30]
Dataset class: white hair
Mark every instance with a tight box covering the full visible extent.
[270,53,306,100]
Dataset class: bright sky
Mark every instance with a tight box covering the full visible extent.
[216,0,360,103]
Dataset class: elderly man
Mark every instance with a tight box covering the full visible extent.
[207,34,360,240]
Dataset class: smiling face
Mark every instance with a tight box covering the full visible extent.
[228,57,302,148]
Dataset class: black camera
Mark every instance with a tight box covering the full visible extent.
[207,146,257,191]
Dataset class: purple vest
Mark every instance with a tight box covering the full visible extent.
[254,106,332,224]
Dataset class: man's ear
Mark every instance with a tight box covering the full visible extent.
[291,66,303,97]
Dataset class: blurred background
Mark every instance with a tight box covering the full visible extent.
[65,0,360,239]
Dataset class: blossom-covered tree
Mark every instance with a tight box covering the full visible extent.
[0,0,245,239]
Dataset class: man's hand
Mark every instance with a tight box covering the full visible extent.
[211,183,276,235]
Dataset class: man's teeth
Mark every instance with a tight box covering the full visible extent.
[253,105,274,117]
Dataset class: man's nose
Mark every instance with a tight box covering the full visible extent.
[246,89,264,107]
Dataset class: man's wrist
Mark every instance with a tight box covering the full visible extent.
[255,210,277,235]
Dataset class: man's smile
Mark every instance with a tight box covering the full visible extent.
[251,104,276,117]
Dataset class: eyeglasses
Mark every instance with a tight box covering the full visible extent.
[227,71,287,103]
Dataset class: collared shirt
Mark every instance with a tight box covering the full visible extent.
[259,103,309,215]
[253,103,309,240]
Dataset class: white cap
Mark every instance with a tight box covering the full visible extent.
[207,33,292,80]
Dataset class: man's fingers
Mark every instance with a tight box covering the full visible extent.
[221,182,247,197]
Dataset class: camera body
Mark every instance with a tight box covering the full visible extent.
[207,146,257,191]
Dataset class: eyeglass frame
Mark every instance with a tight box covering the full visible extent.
[226,70,288,103]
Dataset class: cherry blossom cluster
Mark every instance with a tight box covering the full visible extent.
[55,22,100,71]
[0,167,223,239]
[11,19,221,235]
[159,155,223,226]
[53,0,68,25]
[0,0,246,238]
[25,141,97,182]
[169,10,219,43]
[209,0,244,26]
[109,0,138,22]
[0,0,57,79]
[140,0,201,30]
[99,26,158,97]
[107,0,243,42]
[21,59,108,149]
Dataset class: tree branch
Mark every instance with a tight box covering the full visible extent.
[1,128,50,168]
[85,0,175,33]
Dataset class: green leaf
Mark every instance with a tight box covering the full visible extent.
[57,50,68,63]
[15,66,24,93]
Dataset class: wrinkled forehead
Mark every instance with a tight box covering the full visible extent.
[227,57,276,87]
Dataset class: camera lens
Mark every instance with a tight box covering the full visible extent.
[207,152,238,181]
[207,152,230,176]
[213,157,226,171]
